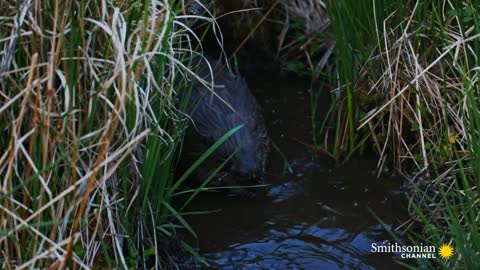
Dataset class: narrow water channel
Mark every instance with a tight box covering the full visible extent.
[182,72,410,270]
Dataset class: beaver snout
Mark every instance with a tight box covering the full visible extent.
[230,165,264,183]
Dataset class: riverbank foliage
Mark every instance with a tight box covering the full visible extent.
[0,0,216,268]
[322,0,480,268]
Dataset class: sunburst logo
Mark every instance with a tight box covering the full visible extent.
[438,243,454,260]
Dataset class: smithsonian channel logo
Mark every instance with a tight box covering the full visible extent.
[371,242,454,259]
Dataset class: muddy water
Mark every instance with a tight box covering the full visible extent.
[182,72,409,269]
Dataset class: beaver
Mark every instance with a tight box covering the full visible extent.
[179,56,269,189]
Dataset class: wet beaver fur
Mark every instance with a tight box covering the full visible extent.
[179,56,270,189]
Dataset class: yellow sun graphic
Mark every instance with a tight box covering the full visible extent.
[438,244,454,260]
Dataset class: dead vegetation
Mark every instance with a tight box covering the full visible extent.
[0,0,214,268]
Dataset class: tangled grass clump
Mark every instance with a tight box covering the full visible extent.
[324,0,480,267]
[0,0,217,268]
[325,0,479,176]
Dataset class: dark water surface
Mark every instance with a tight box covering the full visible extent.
[182,73,409,270]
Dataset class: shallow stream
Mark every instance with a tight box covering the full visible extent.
[182,72,409,270]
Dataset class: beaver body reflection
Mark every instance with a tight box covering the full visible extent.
[180,57,269,188]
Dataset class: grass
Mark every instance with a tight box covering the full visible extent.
[321,0,480,268]
[4,0,480,268]
[0,0,226,268]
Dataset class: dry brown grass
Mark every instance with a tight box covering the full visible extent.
[324,1,480,266]
[0,0,209,268]
[353,4,479,177]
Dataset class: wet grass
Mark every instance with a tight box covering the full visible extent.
[323,0,480,268]
[0,0,226,268]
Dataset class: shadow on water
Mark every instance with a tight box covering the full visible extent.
[181,72,410,270]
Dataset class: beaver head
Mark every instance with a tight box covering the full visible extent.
[224,111,269,183]
[185,58,270,185]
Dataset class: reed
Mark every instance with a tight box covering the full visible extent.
[324,0,480,267]
[0,0,224,268]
